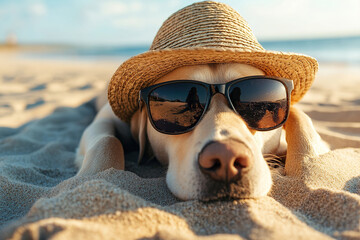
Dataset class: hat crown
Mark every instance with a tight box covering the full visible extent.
[150,1,264,51]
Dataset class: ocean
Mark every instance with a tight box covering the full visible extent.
[261,36,360,64]
[25,36,360,64]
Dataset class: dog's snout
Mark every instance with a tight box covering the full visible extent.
[198,140,252,182]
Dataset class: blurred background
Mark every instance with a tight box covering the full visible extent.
[1,0,360,63]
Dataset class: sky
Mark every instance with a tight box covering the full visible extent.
[0,0,360,46]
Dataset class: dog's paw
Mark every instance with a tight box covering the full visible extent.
[284,107,329,157]
[284,107,330,177]
[74,147,85,169]
[76,136,125,176]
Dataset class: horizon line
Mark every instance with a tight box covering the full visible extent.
[1,34,360,48]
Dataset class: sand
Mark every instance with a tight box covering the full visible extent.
[0,52,360,239]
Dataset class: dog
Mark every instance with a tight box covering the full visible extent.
[75,62,329,201]
[75,1,329,201]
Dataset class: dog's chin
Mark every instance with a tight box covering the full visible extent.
[198,176,267,202]
[166,166,272,201]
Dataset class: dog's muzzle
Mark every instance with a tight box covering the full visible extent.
[198,139,254,200]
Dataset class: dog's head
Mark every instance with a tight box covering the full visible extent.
[130,63,285,201]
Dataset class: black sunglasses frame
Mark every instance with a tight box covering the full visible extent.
[139,76,294,135]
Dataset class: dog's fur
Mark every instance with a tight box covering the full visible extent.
[76,63,329,200]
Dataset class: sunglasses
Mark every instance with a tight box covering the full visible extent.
[139,76,294,135]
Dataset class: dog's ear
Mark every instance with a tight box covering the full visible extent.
[130,109,150,164]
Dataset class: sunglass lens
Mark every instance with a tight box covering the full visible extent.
[148,83,208,134]
[229,79,288,130]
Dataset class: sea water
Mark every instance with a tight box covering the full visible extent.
[25,36,360,64]
[261,36,360,64]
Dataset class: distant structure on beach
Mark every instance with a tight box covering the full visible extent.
[5,33,18,46]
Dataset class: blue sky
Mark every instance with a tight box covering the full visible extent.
[1,0,360,46]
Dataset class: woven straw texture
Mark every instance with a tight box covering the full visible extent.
[108,1,318,122]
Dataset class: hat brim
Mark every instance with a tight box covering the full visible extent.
[108,47,318,122]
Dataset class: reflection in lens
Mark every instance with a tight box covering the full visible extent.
[229,79,288,129]
[149,83,208,133]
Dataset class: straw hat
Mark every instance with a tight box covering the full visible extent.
[108,1,318,122]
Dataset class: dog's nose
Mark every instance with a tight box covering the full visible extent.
[198,140,252,182]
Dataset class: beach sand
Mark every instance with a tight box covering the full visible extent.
[0,53,118,127]
[0,52,359,239]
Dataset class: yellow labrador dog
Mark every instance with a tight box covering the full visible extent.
[75,63,329,201]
